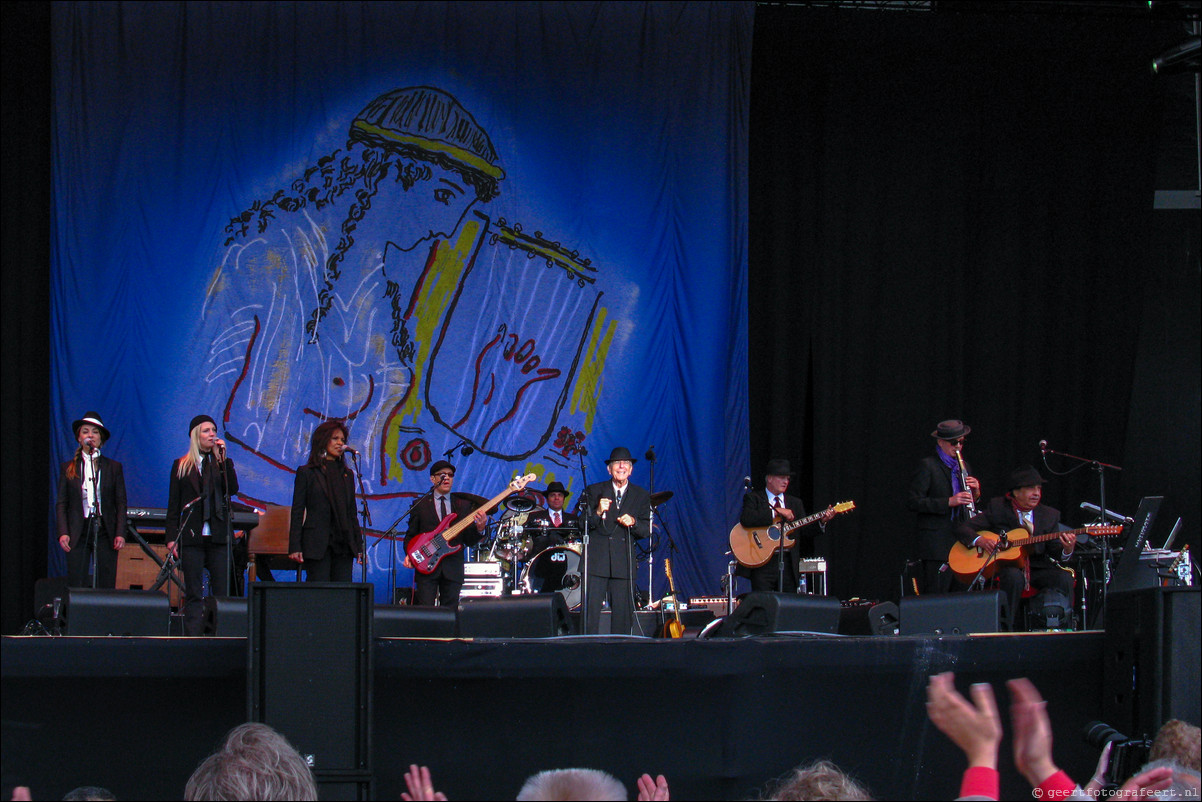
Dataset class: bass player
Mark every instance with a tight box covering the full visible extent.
[739,458,835,593]
[404,460,489,607]
[954,466,1075,631]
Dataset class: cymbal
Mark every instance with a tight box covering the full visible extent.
[649,490,674,507]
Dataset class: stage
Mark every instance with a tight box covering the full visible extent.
[3,628,1124,801]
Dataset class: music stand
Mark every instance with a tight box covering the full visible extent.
[1107,496,1164,597]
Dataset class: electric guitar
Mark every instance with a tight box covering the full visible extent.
[729,501,856,568]
[662,559,685,638]
[407,473,537,575]
[947,524,1122,580]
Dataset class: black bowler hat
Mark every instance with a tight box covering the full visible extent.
[1007,465,1045,490]
[429,460,456,476]
[764,458,795,477]
[189,414,217,434]
[544,481,571,497]
[604,446,637,465]
[931,420,971,440]
[71,412,111,443]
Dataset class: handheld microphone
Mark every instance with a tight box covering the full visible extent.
[1039,440,1048,453]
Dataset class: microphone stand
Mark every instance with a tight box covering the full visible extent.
[576,448,590,634]
[216,448,236,599]
[644,447,656,610]
[373,486,435,605]
[1041,444,1122,628]
[86,450,101,588]
[350,451,371,581]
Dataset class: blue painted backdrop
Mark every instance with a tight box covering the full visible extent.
[50,1,752,601]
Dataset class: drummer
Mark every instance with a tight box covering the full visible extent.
[525,480,579,556]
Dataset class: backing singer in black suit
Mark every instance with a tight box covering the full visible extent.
[166,414,240,636]
[288,419,365,582]
[583,447,651,635]
[55,412,128,588]
[404,459,488,607]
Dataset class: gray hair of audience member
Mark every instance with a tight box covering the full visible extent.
[1138,758,1201,799]
[184,722,317,801]
[766,759,874,801]
[1150,719,1201,774]
[516,768,628,801]
[62,788,116,801]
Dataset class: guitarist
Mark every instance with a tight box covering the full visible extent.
[739,459,834,593]
[404,460,489,607]
[954,466,1076,631]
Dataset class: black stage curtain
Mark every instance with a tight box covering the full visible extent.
[749,5,1201,603]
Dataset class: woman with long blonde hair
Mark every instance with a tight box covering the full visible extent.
[165,414,239,635]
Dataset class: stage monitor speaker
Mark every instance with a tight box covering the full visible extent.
[204,596,248,636]
[710,592,842,637]
[374,605,457,638]
[249,583,372,774]
[900,591,1006,635]
[839,600,900,636]
[457,595,572,638]
[1103,587,1200,738]
[65,588,170,636]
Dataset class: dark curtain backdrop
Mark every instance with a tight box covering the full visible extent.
[749,5,1201,604]
[4,3,1200,633]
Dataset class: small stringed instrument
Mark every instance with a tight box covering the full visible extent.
[663,559,685,638]
[729,501,856,568]
[407,473,537,575]
[947,525,1122,580]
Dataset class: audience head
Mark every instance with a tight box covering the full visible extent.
[767,759,874,801]
[516,768,627,801]
[184,722,317,801]
[1150,719,1201,774]
[62,788,116,801]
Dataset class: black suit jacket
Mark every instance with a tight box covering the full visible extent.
[739,490,810,573]
[55,454,127,546]
[906,454,974,560]
[583,480,651,579]
[165,455,239,546]
[289,461,365,558]
[956,497,1067,567]
[524,508,580,554]
[404,493,485,583]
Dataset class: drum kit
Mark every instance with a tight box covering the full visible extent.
[467,489,675,610]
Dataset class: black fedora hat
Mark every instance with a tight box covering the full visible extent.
[931,420,971,440]
[544,481,571,497]
[71,412,110,443]
[604,446,637,465]
[1007,465,1045,490]
[429,460,456,476]
[764,458,795,477]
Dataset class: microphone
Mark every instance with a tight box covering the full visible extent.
[645,446,656,463]
[461,444,475,456]
[743,476,752,490]
[345,445,360,456]
[1039,440,1048,453]
[181,496,204,512]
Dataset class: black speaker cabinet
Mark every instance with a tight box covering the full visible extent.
[711,592,842,637]
[900,591,1006,635]
[457,595,572,638]
[204,596,248,637]
[1103,587,1200,738]
[65,588,170,636]
[249,582,372,793]
[839,600,900,636]
[374,604,457,638]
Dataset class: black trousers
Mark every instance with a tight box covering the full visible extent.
[66,521,119,589]
[996,563,1075,631]
[414,569,462,607]
[749,551,799,594]
[304,550,355,583]
[585,574,635,635]
[181,540,229,636]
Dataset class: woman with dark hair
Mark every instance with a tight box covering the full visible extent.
[55,412,128,588]
[288,420,364,582]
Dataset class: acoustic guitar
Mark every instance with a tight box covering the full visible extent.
[407,473,537,574]
[729,501,855,568]
[662,558,685,638]
[947,524,1122,580]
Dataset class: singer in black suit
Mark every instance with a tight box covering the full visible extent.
[905,420,981,594]
[55,412,128,588]
[404,459,488,607]
[738,458,832,593]
[583,447,652,635]
[166,414,239,636]
[288,420,365,582]
[955,466,1075,631]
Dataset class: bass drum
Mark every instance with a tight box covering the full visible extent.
[520,545,583,611]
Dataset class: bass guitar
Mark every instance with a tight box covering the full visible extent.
[407,473,537,575]
[947,524,1122,580]
[729,501,855,568]
[662,559,685,638]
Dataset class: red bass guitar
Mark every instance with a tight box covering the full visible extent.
[407,473,537,575]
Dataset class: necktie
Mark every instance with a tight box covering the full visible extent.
[552,511,561,527]
[1019,510,1033,533]
[439,496,449,521]
[772,496,782,511]
[615,490,623,510]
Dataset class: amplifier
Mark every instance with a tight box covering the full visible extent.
[464,562,502,578]
[687,596,733,616]
[799,558,828,595]
[461,578,505,598]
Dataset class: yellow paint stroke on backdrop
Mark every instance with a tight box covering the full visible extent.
[570,306,615,430]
